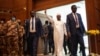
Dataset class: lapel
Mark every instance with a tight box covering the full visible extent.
[29,18,31,26]
[76,14,80,24]
[70,13,76,23]
[35,18,37,26]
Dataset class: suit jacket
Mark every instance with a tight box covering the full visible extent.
[25,17,43,38]
[66,13,85,36]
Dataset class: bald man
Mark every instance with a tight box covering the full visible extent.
[45,11,68,56]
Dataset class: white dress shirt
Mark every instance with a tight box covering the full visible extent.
[30,17,36,33]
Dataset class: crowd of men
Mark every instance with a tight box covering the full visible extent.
[0,5,86,56]
[0,16,24,56]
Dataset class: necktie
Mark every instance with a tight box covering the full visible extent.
[32,18,34,30]
[74,14,78,25]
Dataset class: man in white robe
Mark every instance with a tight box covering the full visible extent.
[45,10,68,56]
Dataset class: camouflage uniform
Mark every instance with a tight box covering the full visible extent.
[0,23,7,56]
[6,20,19,56]
[18,23,25,56]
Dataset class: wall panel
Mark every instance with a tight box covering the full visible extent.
[85,0,100,55]
[12,0,27,23]
[0,0,33,23]
[34,0,79,11]
[0,0,13,9]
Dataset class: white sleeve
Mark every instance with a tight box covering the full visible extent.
[45,14,54,24]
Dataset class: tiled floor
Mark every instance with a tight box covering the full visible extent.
[37,54,69,56]
[37,47,89,56]
[37,52,89,56]
[37,36,89,56]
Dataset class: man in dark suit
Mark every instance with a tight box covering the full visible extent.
[25,11,43,56]
[66,5,86,56]
[43,20,49,55]
[48,22,54,54]
[63,35,67,55]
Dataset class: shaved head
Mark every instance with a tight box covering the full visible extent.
[56,14,61,21]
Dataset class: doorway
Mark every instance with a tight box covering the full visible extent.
[37,1,89,56]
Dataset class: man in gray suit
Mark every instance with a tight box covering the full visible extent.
[66,5,86,56]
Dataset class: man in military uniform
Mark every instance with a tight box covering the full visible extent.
[0,18,7,56]
[17,19,25,56]
[6,16,19,56]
